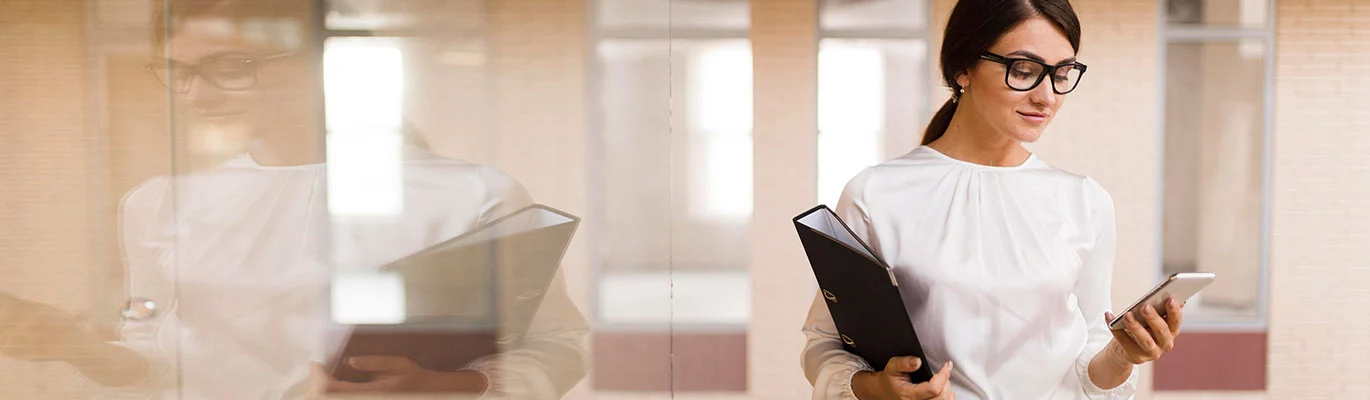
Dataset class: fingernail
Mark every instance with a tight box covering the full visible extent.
[1144,304,1155,313]
[911,358,922,369]
[946,361,954,371]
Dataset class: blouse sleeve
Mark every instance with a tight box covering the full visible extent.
[79,178,177,398]
[1073,177,1138,399]
[801,172,877,400]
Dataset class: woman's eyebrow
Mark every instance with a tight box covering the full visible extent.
[1007,50,1077,65]
[198,51,253,61]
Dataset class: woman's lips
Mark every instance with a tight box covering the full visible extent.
[199,109,248,120]
[1018,111,1047,124]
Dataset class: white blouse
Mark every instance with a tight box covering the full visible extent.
[802,146,1138,400]
[97,147,589,399]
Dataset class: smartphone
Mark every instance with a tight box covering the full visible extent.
[1109,272,1216,330]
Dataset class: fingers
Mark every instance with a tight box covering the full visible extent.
[885,356,922,374]
[308,363,332,394]
[906,361,953,399]
[1141,304,1174,353]
[347,356,415,373]
[930,361,953,391]
[309,362,327,381]
[327,376,399,393]
[1122,312,1159,357]
[1165,298,1185,336]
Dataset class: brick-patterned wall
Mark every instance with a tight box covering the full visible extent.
[1160,1,1370,398]
[1265,0,1370,397]
[748,0,820,399]
[0,0,94,314]
[0,0,96,398]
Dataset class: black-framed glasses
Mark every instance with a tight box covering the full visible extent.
[145,53,291,94]
[978,52,1087,94]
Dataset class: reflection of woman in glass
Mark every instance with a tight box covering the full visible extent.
[0,0,589,398]
[803,1,1185,399]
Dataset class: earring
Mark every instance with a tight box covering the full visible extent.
[952,87,965,103]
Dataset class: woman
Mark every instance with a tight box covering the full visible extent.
[802,1,1184,399]
[0,0,590,398]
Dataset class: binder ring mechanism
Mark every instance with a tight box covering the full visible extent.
[822,289,837,303]
[841,333,855,347]
[516,289,543,301]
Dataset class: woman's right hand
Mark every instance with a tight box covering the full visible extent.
[851,356,955,400]
[0,292,86,362]
[0,293,149,387]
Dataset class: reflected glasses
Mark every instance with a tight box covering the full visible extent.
[978,52,1087,95]
[145,53,291,94]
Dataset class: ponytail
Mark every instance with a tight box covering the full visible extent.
[921,96,958,146]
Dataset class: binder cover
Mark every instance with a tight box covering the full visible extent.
[794,205,933,382]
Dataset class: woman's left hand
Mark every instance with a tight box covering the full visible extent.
[1105,297,1185,364]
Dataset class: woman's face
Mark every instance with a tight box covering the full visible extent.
[162,18,312,133]
[959,16,1077,144]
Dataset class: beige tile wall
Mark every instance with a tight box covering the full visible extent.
[1264,0,1370,397]
[1158,0,1370,398]
[746,0,819,398]
[0,0,97,397]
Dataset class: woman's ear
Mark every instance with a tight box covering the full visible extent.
[955,70,970,90]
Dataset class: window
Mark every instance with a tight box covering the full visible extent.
[589,0,752,392]
[1161,0,1272,329]
[593,38,753,330]
[820,0,927,32]
[688,41,754,222]
[325,0,486,32]
[817,0,929,205]
[1154,1,1273,391]
[320,1,492,218]
[1166,0,1269,28]
[324,38,406,217]
[596,0,748,32]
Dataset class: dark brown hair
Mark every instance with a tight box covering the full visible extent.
[922,0,1082,145]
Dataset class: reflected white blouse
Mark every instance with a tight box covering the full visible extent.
[802,146,1138,400]
[99,148,589,399]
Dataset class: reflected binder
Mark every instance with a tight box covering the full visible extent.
[794,205,934,382]
[327,204,580,386]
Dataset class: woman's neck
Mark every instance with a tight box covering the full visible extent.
[927,104,1031,167]
[246,132,325,167]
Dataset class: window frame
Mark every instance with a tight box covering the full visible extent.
[816,0,933,204]
[586,1,755,334]
[1156,0,1276,332]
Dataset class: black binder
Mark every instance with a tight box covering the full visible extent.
[327,204,580,387]
[794,205,934,382]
